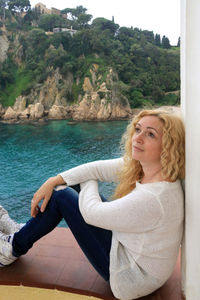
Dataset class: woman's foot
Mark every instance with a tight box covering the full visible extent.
[0,211,25,235]
[0,231,17,267]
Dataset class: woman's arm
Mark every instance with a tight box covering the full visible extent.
[59,157,123,186]
[79,180,163,233]
[31,158,123,218]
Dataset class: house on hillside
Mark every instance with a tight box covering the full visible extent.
[35,3,52,14]
[61,27,77,36]
[53,26,77,36]
[35,2,62,16]
[51,7,61,15]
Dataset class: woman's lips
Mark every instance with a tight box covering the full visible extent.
[133,145,144,152]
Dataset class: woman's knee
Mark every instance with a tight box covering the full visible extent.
[51,187,79,208]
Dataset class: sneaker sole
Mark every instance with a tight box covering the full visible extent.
[0,253,17,267]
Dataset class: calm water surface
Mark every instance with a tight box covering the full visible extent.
[0,120,128,226]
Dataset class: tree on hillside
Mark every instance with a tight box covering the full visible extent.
[61,5,87,20]
[23,6,42,24]
[75,13,92,28]
[116,27,137,46]
[38,14,66,31]
[0,65,14,88]
[61,5,92,29]
[8,0,30,12]
[116,27,145,54]
[26,28,49,59]
[71,29,93,56]
[143,30,154,43]
[0,0,6,19]
[154,34,161,47]
[45,46,68,69]
[92,17,119,36]
[162,35,171,49]
[177,37,180,47]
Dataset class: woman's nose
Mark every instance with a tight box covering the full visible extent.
[134,132,144,143]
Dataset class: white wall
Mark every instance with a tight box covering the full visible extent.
[181,1,200,299]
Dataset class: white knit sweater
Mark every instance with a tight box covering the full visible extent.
[59,158,184,300]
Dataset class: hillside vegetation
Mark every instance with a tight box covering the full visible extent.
[0,3,180,109]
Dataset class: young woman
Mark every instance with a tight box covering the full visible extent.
[0,109,185,300]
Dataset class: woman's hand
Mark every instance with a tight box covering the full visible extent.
[31,175,66,217]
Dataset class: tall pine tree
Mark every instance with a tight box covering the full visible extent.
[155,34,161,47]
[162,35,171,49]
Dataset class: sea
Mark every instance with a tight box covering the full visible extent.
[0,119,128,226]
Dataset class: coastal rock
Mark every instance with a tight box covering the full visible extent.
[19,108,30,120]
[98,82,108,93]
[13,96,27,111]
[48,105,67,119]
[1,65,133,122]
[71,66,132,121]
[3,107,19,120]
[72,94,132,121]
[83,77,93,93]
[110,103,132,119]
[29,103,44,119]
[90,64,99,85]
[72,95,92,120]
[72,92,102,120]
[97,99,112,120]
[26,68,72,110]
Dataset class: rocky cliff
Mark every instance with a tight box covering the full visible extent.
[0,25,10,63]
[1,64,132,123]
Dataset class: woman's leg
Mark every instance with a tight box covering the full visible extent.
[13,187,112,281]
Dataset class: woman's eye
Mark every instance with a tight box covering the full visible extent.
[148,132,155,138]
[135,127,140,133]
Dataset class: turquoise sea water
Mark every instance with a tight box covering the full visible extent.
[0,120,128,226]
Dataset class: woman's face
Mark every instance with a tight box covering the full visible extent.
[132,116,163,166]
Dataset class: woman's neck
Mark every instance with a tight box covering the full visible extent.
[140,164,163,184]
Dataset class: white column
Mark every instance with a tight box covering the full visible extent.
[180,0,186,295]
[181,0,200,299]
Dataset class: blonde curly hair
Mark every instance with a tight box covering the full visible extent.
[113,109,185,199]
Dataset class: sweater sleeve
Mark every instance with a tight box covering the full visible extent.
[79,180,163,233]
[58,157,123,186]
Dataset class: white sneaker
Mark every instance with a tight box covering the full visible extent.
[0,232,17,267]
[0,214,25,235]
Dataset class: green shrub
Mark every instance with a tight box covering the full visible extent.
[159,93,180,105]
[129,90,145,108]
[0,69,32,107]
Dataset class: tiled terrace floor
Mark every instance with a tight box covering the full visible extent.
[0,228,184,300]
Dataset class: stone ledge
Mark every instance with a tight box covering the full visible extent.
[0,228,183,300]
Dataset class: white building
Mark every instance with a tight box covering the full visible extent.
[61,27,77,37]
[53,26,77,36]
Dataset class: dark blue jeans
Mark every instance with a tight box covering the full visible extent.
[12,186,112,281]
